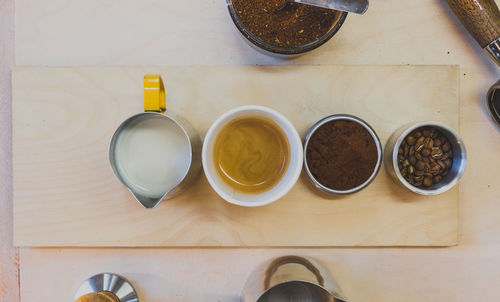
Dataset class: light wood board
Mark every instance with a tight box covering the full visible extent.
[13,65,459,247]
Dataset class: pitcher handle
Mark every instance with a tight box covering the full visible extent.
[263,255,325,290]
[144,75,166,112]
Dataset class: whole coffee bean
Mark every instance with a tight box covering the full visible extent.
[409,146,415,156]
[429,139,435,149]
[415,161,425,170]
[442,142,451,153]
[431,164,441,175]
[424,138,433,149]
[431,148,443,160]
[407,135,416,145]
[408,165,415,174]
[437,160,446,170]
[423,177,433,187]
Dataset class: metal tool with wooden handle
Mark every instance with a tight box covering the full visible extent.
[445,0,500,66]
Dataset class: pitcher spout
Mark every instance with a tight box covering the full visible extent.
[132,192,163,209]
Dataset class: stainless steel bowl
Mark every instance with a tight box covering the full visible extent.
[226,0,347,56]
[385,121,467,195]
[304,114,383,195]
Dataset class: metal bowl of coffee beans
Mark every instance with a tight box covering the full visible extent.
[304,114,383,195]
[385,122,466,195]
[227,0,347,55]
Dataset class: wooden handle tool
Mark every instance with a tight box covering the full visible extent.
[445,0,500,66]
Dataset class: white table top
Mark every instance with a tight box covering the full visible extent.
[3,0,500,301]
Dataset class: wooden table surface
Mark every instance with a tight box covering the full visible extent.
[2,0,500,301]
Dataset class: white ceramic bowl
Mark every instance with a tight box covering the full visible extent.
[202,105,303,207]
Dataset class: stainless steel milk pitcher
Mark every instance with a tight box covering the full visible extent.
[242,255,348,302]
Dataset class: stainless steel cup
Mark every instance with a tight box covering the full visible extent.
[242,256,348,302]
[385,121,466,195]
[109,75,201,208]
[109,112,201,208]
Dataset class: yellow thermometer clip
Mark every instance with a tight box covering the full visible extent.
[144,75,166,112]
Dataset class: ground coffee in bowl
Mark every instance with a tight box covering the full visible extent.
[232,0,340,47]
[304,115,382,194]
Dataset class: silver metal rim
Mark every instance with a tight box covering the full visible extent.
[74,273,138,302]
[303,114,383,195]
[391,121,466,195]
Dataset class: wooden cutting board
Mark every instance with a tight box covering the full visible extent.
[13,65,459,247]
